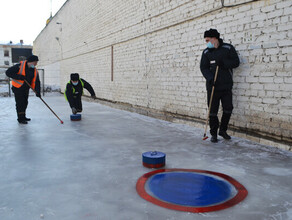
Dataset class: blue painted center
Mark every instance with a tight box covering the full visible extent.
[148,172,233,206]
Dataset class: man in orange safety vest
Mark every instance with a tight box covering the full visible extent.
[6,55,41,124]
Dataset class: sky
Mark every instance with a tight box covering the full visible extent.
[0,0,67,45]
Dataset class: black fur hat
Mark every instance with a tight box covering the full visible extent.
[204,29,220,39]
[27,55,39,62]
[70,73,79,81]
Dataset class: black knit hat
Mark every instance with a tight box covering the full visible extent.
[70,73,79,81]
[204,29,220,39]
[27,55,39,62]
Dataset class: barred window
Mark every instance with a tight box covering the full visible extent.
[4,50,9,57]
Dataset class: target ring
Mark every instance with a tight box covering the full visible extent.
[136,168,248,213]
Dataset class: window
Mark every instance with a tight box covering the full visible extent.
[19,56,26,61]
[4,61,9,65]
[4,50,9,57]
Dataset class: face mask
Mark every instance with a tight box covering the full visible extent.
[30,65,35,68]
[206,42,215,49]
[72,81,79,86]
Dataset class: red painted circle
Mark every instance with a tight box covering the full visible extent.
[136,168,248,213]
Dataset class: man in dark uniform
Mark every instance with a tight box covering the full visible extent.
[65,73,96,114]
[200,29,240,143]
[6,55,41,124]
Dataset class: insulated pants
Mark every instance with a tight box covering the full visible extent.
[71,96,83,112]
[12,87,29,120]
[207,89,233,136]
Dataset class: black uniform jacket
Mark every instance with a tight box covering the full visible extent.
[65,78,96,108]
[200,39,240,91]
[6,63,41,94]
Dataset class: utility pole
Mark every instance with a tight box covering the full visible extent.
[50,0,52,18]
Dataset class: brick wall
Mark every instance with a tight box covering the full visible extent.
[33,0,292,150]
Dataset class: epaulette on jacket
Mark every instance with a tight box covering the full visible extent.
[221,44,232,50]
[203,48,209,54]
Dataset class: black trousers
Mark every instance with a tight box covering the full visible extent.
[207,89,233,136]
[71,96,83,112]
[12,87,29,120]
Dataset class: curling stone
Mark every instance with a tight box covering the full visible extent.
[142,151,166,168]
[70,114,81,121]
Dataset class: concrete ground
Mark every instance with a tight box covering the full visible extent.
[0,92,291,220]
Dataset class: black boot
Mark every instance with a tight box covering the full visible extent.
[219,113,232,139]
[219,130,231,139]
[211,135,218,143]
[209,116,219,143]
[18,119,28,124]
[17,113,28,124]
[24,117,31,121]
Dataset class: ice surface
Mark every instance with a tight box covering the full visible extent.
[0,94,291,220]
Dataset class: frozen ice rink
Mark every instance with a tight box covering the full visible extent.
[0,92,291,220]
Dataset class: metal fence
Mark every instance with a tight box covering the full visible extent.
[38,68,45,96]
[0,78,11,97]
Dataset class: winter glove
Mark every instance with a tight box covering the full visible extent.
[36,93,41,98]
[72,107,77,114]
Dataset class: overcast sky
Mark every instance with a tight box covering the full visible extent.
[0,0,67,45]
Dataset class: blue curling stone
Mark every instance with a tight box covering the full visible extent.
[142,151,166,168]
[70,114,81,121]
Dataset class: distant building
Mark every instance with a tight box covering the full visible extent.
[0,41,32,76]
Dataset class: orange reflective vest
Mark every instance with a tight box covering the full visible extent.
[11,61,38,89]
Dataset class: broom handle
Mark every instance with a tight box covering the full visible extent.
[24,79,63,123]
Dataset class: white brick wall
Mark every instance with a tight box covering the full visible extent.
[33,0,292,150]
